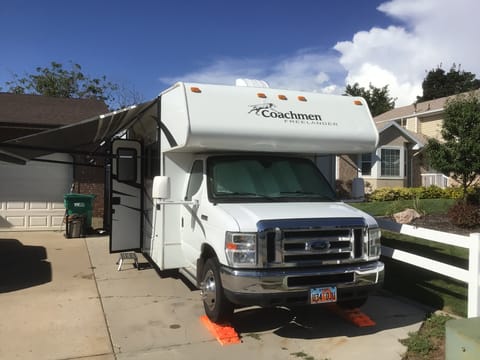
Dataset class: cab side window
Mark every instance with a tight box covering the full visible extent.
[185,160,203,200]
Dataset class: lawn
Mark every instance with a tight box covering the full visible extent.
[350,198,456,216]
[350,198,468,317]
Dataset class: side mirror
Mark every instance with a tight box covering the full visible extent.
[152,176,170,199]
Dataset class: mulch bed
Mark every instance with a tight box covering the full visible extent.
[407,213,480,236]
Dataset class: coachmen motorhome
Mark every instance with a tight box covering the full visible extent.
[108,81,384,323]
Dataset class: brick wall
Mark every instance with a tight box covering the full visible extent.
[72,156,105,218]
[336,154,359,197]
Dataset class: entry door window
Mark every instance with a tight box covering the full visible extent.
[117,148,137,182]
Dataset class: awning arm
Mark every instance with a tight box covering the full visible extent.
[0,149,28,165]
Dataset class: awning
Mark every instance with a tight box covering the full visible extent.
[0,98,158,164]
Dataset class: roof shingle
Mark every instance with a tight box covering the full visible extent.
[0,92,108,125]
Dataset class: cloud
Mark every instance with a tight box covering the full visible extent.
[159,51,345,95]
[161,0,480,107]
[335,0,480,105]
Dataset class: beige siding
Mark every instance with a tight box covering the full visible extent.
[419,114,443,140]
[405,116,418,133]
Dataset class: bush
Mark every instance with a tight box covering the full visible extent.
[448,201,480,228]
[368,185,471,202]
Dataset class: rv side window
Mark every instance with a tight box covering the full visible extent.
[185,160,204,200]
[117,148,137,183]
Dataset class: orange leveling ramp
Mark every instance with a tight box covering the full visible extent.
[200,315,241,345]
[326,304,376,327]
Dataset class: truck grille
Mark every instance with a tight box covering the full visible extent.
[258,218,366,267]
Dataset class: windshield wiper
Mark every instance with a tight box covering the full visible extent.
[280,191,336,201]
[216,191,277,200]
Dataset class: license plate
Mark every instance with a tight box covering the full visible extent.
[310,287,337,304]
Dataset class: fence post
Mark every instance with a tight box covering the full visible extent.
[468,233,480,318]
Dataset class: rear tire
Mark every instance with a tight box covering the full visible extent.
[200,258,234,323]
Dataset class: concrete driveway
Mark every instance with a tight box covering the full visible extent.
[0,232,426,360]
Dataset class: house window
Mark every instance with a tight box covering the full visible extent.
[360,153,372,176]
[380,148,401,177]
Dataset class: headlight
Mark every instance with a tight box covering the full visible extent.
[367,227,381,258]
[225,232,257,267]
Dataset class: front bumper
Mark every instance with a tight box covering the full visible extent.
[220,261,384,306]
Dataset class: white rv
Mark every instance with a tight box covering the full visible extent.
[109,82,384,323]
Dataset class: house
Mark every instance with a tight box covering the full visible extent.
[0,93,108,231]
[337,91,479,195]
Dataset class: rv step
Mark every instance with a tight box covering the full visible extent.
[116,252,139,271]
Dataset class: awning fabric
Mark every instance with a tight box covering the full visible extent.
[0,99,158,164]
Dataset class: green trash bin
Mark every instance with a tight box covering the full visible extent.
[64,193,96,229]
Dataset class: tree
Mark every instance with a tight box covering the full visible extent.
[4,61,125,109]
[344,83,396,117]
[425,93,480,197]
[417,64,480,102]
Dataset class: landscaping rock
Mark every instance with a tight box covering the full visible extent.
[393,208,422,224]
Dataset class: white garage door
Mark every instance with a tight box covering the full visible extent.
[0,153,73,231]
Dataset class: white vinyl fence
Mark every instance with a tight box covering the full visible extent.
[376,218,480,318]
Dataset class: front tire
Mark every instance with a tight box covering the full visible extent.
[200,258,234,323]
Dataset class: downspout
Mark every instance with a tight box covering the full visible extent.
[70,154,76,192]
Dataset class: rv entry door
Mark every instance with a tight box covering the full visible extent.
[110,139,143,252]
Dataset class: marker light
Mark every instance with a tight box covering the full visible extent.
[190,87,202,93]
[257,93,267,98]
[297,96,307,102]
[278,94,288,100]
[353,100,363,105]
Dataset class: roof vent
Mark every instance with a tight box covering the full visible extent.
[235,78,270,88]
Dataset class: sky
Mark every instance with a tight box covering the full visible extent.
[0,0,478,107]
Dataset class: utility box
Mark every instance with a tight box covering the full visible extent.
[446,317,480,360]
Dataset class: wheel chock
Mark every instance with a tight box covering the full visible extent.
[326,304,376,327]
[200,315,241,345]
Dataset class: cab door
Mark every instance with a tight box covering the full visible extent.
[109,139,143,252]
[180,159,205,267]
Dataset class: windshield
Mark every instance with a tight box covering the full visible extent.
[207,156,336,203]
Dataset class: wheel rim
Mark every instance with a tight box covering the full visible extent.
[201,269,217,311]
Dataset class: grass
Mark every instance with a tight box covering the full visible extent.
[350,198,455,216]
[400,313,451,360]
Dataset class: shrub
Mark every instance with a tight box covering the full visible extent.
[420,185,445,199]
[368,185,474,202]
[448,201,480,228]
[442,187,465,200]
